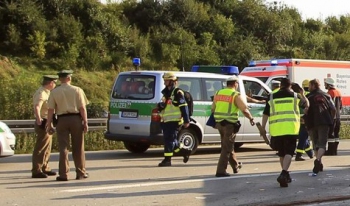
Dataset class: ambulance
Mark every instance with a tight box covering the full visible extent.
[105,66,271,154]
[240,59,350,106]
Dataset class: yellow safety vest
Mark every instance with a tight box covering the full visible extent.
[213,89,239,123]
[272,88,280,93]
[269,93,300,136]
[160,88,183,123]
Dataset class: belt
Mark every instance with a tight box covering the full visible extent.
[57,113,81,118]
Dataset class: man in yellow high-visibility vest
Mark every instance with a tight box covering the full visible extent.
[262,78,309,187]
[211,76,255,177]
[157,72,191,167]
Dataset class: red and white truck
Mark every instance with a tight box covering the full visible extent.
[240,59,350,106]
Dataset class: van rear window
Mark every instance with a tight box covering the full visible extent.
[112,75,155,100]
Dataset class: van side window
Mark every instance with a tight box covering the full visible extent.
[204,80,224,101]
[243,80,269,98]
[177,77,201,101]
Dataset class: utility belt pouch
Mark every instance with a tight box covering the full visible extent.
[233,121,241,134]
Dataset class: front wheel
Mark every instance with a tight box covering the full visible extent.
[178,128,199,154]
[123,141,150,153]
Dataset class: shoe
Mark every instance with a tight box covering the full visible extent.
[313,159,321,174]
[56,176,68,181]
[183,149,191,163]
[158,160,171,167]
[286,172,292,183]
[44,170,57,176]
[32,173,48,178]
[295,155,306,161]
[215,172,230,177]
[277,174,288,187]
[76,173,89,180]
[233,162,243,173]
[320,163,323,172]
[306,151,314,159]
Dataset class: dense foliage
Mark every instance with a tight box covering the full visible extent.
[1,0,350,72]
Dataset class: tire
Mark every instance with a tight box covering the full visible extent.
[123,141,150,153]
[178,128,199,154]
[234,143,244,149]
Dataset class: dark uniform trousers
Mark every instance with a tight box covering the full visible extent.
[161,122,181,155]
[56,115,86,178]
[296,123,313,156]
[32,123,53,174]
[216,123,238,174]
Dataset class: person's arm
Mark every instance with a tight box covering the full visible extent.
[298,89,309,114]
[78,88,89,133]
[247,96,265,104]
[176,89,190,127]
[234,94,254,125]
[34,100,44,126]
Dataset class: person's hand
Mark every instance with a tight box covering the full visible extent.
[249,118,255,126]
[45,122,53,134]
[36,118,42,126]
[299,87,305,96]
[183,122,190,128]
[83,122,88,133]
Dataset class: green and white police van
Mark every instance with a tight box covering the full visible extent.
[104,66,271,154]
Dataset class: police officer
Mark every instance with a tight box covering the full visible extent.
[31,75,58,178]
[212,76,255,177]
[157,72,191,167]
[262,78,308,187]
[324,77,342,155]
[46,70,89,181]
[295,79,313,161]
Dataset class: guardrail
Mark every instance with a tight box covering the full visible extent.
[2,115,350,134]
[2,118,107,134]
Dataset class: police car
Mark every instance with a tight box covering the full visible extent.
[104,65,271,154]
[0,121,16,157]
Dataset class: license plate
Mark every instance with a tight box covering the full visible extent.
[121,111,138,118]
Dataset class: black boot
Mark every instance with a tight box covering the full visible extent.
[158,156,171,167]
[182,149,192,163]
[334,142,339,155]
[295,153,305,161]
[277,170,289,187]
[325,142,336,156]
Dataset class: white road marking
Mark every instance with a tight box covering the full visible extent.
[60,168,343,193]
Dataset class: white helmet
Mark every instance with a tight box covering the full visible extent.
[325,77,335,86]
[227,76,238,82]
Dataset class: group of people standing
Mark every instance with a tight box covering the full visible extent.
[262,77,342,187]
[31,70,89,181]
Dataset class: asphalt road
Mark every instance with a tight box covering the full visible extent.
[1,141,350,206]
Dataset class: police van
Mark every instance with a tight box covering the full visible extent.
[104,66,272,154]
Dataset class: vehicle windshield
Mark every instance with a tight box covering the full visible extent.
[112,75,155,100]
[256,77,268,84]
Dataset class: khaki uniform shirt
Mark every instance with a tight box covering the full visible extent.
[33,87,50,119]
[48,83,89,115]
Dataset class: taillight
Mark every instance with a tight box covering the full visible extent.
[151,108,161,122]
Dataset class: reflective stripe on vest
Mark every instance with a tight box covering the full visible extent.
[214,89,239,123]
[269,92,300,136]
[161,88,182,122]
[272,88,280,93]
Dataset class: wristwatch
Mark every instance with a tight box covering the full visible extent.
[250,118,254,121]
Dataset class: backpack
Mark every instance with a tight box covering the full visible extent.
[174,88,194,117]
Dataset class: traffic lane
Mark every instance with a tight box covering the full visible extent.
[1,143,350,206]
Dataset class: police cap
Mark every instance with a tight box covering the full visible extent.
[43,75,58,81]
[57,70,73,78]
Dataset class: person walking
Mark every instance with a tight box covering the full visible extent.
[46,70,89,181]
[212,76,255,177]
[324,77,342,155]
[31,75,58,178]
[304,79,336,174]
[295,79,313,161]
[157,72,191,167]
[261,78,308,187]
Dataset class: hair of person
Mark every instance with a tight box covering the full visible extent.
[310,79,321,89]
[280,78,291,88]
[227,80,236,87]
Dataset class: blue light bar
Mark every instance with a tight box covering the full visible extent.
[248,61,256,67]
[191,65,239,75]
[132,58,141,66]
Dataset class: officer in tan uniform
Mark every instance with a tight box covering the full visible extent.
[46,70,89,181]
[32,75,58,178]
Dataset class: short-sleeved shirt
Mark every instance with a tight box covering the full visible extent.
[33,87,50,119]
[263,88,306,116]
[48,83,89,115]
